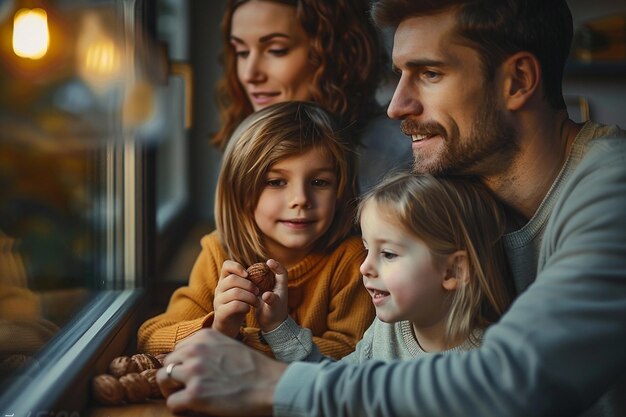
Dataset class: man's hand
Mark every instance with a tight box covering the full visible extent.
[156,328,288,416]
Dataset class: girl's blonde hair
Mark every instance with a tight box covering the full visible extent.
[216,101,357,266]
[357,172,514,346]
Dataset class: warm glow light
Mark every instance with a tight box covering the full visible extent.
[84,37,120,76]
[12,8,50,59]
[77,13,123,91]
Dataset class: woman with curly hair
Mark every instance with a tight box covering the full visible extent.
[212,0,412,191]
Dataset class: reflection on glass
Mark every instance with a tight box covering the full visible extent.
[0,0,161,397]
[12,8,49,59]
[77,13,122,92]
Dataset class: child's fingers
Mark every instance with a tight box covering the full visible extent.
[216,274,259,296]
[261,291,276,306]
[219,260,248,280]
[215,286,260,308]
[266,259,288,294]
[219,299,254,316]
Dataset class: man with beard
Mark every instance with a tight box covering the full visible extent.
[156,1,626,416]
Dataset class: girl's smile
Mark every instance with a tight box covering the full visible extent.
[254,147,338,268]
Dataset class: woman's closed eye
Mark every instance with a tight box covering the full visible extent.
[268,48,288,57]
[234,50,250,59]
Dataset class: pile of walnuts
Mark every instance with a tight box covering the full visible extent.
[92,353,166,406]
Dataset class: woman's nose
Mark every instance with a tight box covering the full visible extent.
[241,52,265,84]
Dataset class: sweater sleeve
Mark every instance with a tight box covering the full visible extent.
[274,138,626,417]
[264,315,374,365]
[262,315,325,363]
[137,234,222,354]
[310,238,374,360]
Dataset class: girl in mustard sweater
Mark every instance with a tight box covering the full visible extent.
[138,101,374,359]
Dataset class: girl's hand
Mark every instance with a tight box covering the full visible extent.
[256,259,289,332]
[213,260,260,338]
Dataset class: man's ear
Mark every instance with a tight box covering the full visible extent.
[442,250,469,291]
[500,51,541,111]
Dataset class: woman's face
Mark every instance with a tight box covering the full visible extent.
[230,1,315,111]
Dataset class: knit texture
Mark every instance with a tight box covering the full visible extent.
[137,232,374,359]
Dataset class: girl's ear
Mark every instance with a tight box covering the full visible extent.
[442,250,469,291]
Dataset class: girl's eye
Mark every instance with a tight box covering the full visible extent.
[266,179,286,187]
[269,48,288,57]
[381,251,397,260]
[312,179,331,187]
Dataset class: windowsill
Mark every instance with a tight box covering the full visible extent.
[0,289,145,416]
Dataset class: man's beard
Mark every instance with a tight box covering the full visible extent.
[402,89,519,177]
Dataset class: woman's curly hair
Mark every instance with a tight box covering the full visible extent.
[212,0,386,150]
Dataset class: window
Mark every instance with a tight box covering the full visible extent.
[0,0,158,413]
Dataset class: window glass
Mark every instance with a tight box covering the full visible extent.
[0,0,160,407]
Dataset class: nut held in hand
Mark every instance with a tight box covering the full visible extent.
[246,262,275,293]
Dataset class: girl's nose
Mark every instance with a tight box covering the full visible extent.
[359,254,377,278]
[289,185,311,209]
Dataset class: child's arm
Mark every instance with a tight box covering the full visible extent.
[137,234,224,354]
[263,315,375,364]
[307,237,375,359]
[213,260,262,338]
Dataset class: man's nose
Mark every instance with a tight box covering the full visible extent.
[387,75,423,120]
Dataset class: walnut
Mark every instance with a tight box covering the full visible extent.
[131,353,161,372]
[154,353,167,366]
[108,356,137,377]
[246,262,275,293]
[140,369,163,398]
[92,374,125,406]
[119,372,151,403]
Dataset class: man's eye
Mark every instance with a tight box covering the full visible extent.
[422,70,441,81]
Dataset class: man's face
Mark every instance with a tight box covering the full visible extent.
[388,11,518,176]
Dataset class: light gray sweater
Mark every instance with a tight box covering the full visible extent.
[274,122,626,417]
[264,316,480,363]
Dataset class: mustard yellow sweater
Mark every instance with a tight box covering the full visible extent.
[137,232,374,359]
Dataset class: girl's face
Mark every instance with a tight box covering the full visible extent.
[231,1,315,111]
[254,147,338,267]
[359,201,452,328]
